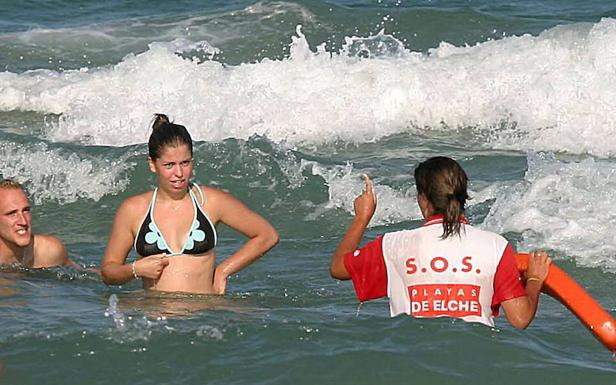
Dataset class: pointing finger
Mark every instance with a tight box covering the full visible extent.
[364,174,377,204]
[363,174,374,195]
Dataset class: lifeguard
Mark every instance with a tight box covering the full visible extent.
[329,157,551,329]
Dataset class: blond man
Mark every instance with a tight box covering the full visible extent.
[0,179,73,268]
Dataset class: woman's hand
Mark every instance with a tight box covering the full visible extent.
[133,254,169,280]
[354,175,377,223]
[526,250,552,283]
[502,250,552,329]
[212,269,228,295]
[330,175,378,280]
[204,187,279,295]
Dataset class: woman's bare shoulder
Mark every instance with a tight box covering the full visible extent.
[200,185,224,195]
[199,185,239,204]
[116,191,153,216]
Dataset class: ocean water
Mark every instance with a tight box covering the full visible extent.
[1,1,616,384]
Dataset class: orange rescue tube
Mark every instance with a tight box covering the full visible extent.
[516,253,616,352]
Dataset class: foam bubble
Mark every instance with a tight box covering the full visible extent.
[196,325,224,340]
[2,19,616,155]
[481,152,616,271]
[0,140,134,204]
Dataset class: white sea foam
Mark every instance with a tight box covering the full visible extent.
[480,152,616,271]
[306,150,616,270]
[306,162,421,225]
[0,140,134,204]
[1,19,616,155]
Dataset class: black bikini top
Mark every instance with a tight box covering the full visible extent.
[134,185,217,257]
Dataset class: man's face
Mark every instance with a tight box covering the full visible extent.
[0,188,32,247]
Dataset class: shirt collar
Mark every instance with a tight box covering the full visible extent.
[422,214,468,227]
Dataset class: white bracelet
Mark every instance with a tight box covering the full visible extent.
[131,261,139,279]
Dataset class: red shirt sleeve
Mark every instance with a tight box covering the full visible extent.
[491,243,526,316]
[343,236,388,302]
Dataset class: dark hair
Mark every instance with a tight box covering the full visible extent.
[414,157,470,238]
[148,114,193,160]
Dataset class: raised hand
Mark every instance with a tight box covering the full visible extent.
[354,174,377,223]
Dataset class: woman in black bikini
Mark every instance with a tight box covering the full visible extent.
[101,114,279,294]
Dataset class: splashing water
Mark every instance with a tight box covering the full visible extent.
[2,20,616,156]
[104,294,167,342]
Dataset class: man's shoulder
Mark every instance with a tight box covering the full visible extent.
[32,234,68,268]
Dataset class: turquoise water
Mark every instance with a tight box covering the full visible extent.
[1,1,616,384]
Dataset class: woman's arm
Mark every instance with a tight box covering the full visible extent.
[501,250,551,329]
[207,188,279,294]
[330,175,376,280]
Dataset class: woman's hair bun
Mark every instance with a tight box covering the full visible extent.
[152,113,170,131]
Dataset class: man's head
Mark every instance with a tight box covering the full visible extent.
[0,180,32,248]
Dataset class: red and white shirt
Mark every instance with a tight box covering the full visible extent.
[343,215,525,327]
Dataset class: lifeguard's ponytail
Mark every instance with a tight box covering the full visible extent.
[148,113,193,160]
[414,157,469,238]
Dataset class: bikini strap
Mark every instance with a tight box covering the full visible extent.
[133,188,159,254]
[190,183,206,206]
[149,188,159,213]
